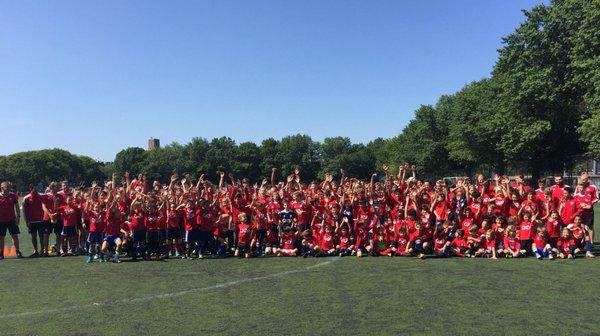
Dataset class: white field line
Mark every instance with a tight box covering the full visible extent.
[0,257,339,319]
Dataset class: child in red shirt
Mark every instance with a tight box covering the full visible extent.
[336,223,354,257]
[532,226,553,260]
[235,213,252,258]
[517,213,535,256]
[277,226,298,257]
[372,225,394,256]
[556,228,575,259]
[482,229,497,259]
[502,225,523,258]
[568,215,595,258]
[450,229,468,257]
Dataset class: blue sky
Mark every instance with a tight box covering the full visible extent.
[0,0,546,161]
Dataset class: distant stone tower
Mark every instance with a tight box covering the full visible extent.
[148,138,160,150]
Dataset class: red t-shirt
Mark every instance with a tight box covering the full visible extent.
[517,220,534,241]
[533,234,548,248]
[167,209,180,229]
[319,232,336,250]
[0,192,18,222]
[145,212,160,232]
[22,192,45,222]
[281,232,296,250]
[237,223,252,244]
[557,236,574,253]
[183,208,200,231]
[129,211,146,231]
[105,210,125,236]
[59,204,79,227]
[503,237,521,251]
[546,219,561,239]
[89,210,107,232]
[291,201,310,224]
[338,233,353,249]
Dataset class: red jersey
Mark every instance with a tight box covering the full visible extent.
[58,204,79,227]
[557,236,574,253]
[338,233,353,249]
[517,220,535,241]
[42,193,64,221]
[546,219,561,239]
[559,198,580,224]
[0,192,18,222]
[281,232,296,250]
[291,201,310,224]
[105,210,125,236]
[503,236,521,251]
[145,212,160,232]
[237,223,252,244]
[520,199,540,216]
[432,200,449,221]
[507,200,520,218]
[183,208,200,231]
[129,211,146,231]
[484,237,496,249]
[319,232,336,250]
[199,208,217,231]
[89,210,107,232]
[533,234,548,248]
[252,209,268,230]
[167,209,180,229]
[569,224,586,241]
[451,236,468,249]
[22,192,45,222]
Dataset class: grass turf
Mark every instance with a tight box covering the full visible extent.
[1,218,600,335]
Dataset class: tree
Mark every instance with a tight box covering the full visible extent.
[113,147,147,176]
[277,135,321,182]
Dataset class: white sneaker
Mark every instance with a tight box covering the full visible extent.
[548,254,554,260]
[535,252,541,260]
[586,251,595,258]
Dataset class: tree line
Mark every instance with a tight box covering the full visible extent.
[1,0,598,187]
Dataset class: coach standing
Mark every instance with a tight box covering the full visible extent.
[22,184,47,257]
[0,181,23,259]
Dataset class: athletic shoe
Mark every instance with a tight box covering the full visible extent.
[86,255,93,263]
[586,251,595,258]
[16,251,23,258]
[548,254,554,260]
[198,254,204,259]
[535,252,542,260]
[175,251,181,257]
[29,252,40,258]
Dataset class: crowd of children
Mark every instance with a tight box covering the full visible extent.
[0,165,596,263]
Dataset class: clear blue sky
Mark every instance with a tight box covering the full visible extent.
[0,0,546,161]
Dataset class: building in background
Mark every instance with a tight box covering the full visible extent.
[148,138,160,150]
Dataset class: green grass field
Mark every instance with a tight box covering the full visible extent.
[1,216,600,335]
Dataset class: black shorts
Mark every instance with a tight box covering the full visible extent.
[28,221,47,235]
[50,221,63,235]
[588,211,594,229]
[0,221,20,237]
[168,227,181,240]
